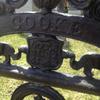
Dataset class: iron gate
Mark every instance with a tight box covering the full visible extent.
[0,0,99,99]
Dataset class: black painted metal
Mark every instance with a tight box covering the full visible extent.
[69,0,91,9]
[0,64,100,96]
[11,83,65,100]
[6,0,28,9]
[0,13,100,47]
[0,0,99,99]
[70,53,100,78]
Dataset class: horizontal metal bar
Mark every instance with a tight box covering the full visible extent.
[0,63,100,96]
[0,13,100,47]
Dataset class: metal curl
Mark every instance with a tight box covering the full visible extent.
[90,0,100,21]
[70,53,100,78]
[0,2,15,15]
[6,0,28,9]
[69,0,91,10]
[33,0,60,11]
[11,83,65,100]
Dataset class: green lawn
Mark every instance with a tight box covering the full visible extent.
[0,34,99,100]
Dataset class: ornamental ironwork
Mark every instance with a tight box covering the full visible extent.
[0,0,99,100]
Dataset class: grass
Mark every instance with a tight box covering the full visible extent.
[0,34,99,100]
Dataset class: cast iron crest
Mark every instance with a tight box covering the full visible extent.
[0,0,99,100]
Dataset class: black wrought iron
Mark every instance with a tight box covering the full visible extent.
[17,35,74,71]
[70,53,100,78]
[6,0,28,8]
[69,0,91,9]
[83,0,100,21]
[0,0,99,99]
[11,83,64,100]
[0,42,21,65]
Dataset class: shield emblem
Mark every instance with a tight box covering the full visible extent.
[27,36,63,70]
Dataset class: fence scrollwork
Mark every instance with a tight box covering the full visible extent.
[0,0,99,99]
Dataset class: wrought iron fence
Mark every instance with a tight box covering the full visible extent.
[0,0,99,99]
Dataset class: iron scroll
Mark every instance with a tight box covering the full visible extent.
[0,0,99,99]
